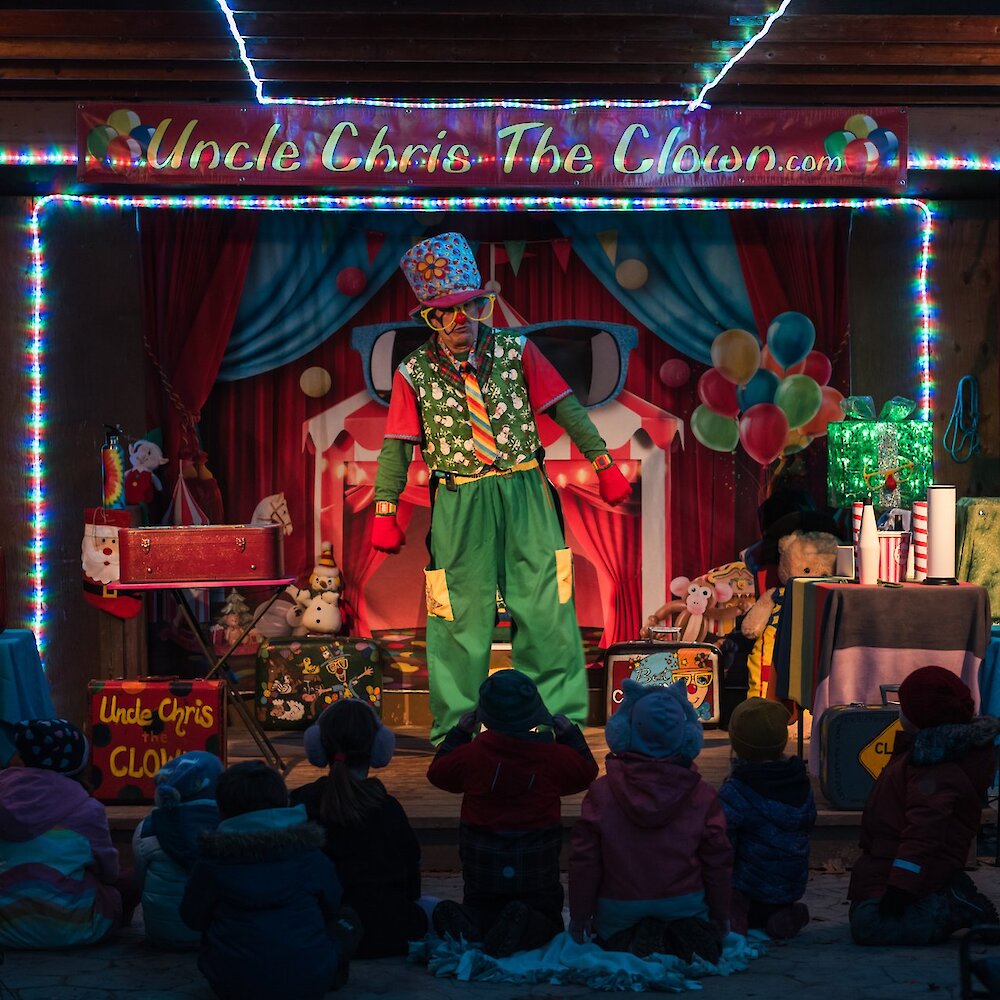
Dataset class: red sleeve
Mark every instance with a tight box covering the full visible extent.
[522,338,573,414]
[568,786,603,925]
[385,369,422,442]
[426,740,476,794]
[698,789,734,923]
[550,741,599,795]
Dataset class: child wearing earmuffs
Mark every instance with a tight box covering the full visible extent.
[291,699,431,958]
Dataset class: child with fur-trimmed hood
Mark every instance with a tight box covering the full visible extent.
[848,665,1000,946]
[569,679,733,964]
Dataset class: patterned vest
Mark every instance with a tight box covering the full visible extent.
[400,329,542,475]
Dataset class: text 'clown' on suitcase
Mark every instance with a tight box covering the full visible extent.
[605,641,720,723]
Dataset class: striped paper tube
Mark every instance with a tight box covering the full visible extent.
[852,502,864,546]
[911,499,928,581]
[877,531,909,584]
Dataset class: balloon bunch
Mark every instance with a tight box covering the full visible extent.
[690,313,844,466]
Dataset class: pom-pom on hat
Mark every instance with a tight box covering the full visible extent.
[154,751,224,808]
[606,679,704,761]
[477,669,553,734]
[12,718,90,777]
[899,665,975,730]
[728,697,791,761]
[400,232,487,314]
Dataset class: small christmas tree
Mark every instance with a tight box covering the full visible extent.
[215,589,253,645]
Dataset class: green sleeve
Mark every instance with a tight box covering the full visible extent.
[548,394,611,464]
[374,438,415,505]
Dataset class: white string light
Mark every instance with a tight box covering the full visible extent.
[686,0,795,113]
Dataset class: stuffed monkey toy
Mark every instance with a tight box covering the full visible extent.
[641,575,739,644]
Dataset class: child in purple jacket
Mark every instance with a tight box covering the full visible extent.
[0,718,131,948]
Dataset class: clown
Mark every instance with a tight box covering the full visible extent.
[372,233,630,741]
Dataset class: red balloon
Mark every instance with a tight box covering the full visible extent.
[739,403,789,465]
[760,345,786,377]
[787,350,833,386]
[659,358,691,388]
[336,266,367,296]
[800,386,845,437]
[697,368,740,418]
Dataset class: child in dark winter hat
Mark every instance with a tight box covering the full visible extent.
[291,698,431,958]
[569,679,732,964]
[180,761,357,1000]
[848,665,999,946]
[133,751,223,949]
[720,697,815,939]
[0,718,131,948]
[427,669,598,957]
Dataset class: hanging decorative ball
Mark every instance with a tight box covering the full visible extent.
[299,366,332,398]
[615,258,649,290]
[659,358,691,388]
[336,266,367,296]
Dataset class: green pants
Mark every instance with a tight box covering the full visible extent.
[424,465,589,743]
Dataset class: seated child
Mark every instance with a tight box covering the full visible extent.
[427,669,598,957]
[180,761,353,1000]
[0,718,131,948]
[848,665,999,946]
[291,699,429,958]
[133,751,223,949]
[719,697,815,939]
[569,679,732,963]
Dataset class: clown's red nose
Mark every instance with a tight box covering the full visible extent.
[884,473,897,491]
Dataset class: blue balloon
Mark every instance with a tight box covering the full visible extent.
[766,311,815,369]
[737,368,780,412]
[867,128,899,166]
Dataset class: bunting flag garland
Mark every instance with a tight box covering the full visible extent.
[552,237,573,273]
[596,229,618,266]
[505,240,527,276]
[365,229,385,265]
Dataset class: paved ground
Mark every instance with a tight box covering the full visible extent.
[1,866,996,999]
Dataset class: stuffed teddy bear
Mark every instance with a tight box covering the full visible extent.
[741,529,839,699]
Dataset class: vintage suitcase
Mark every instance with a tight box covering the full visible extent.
[818,686,902,810]
[256,636,382,730]
[87,678,227,804]
[605,641,720,723]
[118,524,284,584]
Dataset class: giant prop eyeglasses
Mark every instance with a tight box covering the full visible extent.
[419,293,495,333]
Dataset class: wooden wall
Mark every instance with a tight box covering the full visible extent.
[0,201,146,722]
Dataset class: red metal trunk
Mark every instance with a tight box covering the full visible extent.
[118,524,284,584]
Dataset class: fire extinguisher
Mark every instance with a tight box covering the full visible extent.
[101,424,126,509]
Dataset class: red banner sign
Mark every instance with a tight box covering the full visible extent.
[78,103,907,190]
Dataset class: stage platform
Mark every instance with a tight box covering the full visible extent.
[105,718,880,869]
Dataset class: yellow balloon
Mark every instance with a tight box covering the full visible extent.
[844,114,877,139]
[710,329,761,385]
[615,258,649,289]
[107,108,141,136]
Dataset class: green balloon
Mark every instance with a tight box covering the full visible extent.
[773,374,822,429]
[824,130,855,162]
[690,404,739,453]
[87,125,116,162]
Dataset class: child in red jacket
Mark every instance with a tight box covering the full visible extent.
[427,669,598,957]
[848,665,999,945]
[569,678,733,964]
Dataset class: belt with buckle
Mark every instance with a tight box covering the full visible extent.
[438,458,539,489]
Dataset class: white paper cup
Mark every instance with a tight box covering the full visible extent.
[877,531,910,584]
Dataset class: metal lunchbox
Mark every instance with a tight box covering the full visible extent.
[118,524,284,584]
[818,685,902,810]
[605,641,720,723]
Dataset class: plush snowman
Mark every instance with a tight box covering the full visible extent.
[294,590,341,636]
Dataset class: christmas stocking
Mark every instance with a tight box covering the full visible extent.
[81,507,142,619]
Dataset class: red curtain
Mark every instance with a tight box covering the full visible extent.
[559,481,640,646]
[730,209,852,540]
[140,209,259,497]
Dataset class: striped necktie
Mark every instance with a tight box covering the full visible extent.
[459,361,499,466]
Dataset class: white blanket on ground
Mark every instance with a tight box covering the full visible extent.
[410,930,768,992]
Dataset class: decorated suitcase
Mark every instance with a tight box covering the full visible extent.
[87,678,227,804]
[605,641,720,723]
[256,636,382,730]
[818,686,902,810]
[117,524,284,584]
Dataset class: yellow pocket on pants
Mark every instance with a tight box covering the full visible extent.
[555,548,574,604]
[424,568,455,621]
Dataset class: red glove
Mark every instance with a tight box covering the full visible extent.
[372,516,405,554]
[597,465,631,506]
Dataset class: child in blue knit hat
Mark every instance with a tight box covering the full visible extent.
[569,679,733,963]
[133,751,223,949]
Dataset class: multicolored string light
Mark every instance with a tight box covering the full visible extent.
[24,193,933,654]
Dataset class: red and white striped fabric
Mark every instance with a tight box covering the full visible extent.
[162,476,210,623]
[911,500,928,581]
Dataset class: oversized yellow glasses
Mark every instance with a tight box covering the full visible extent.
[420,293,495,333]
[863,461,915,489]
